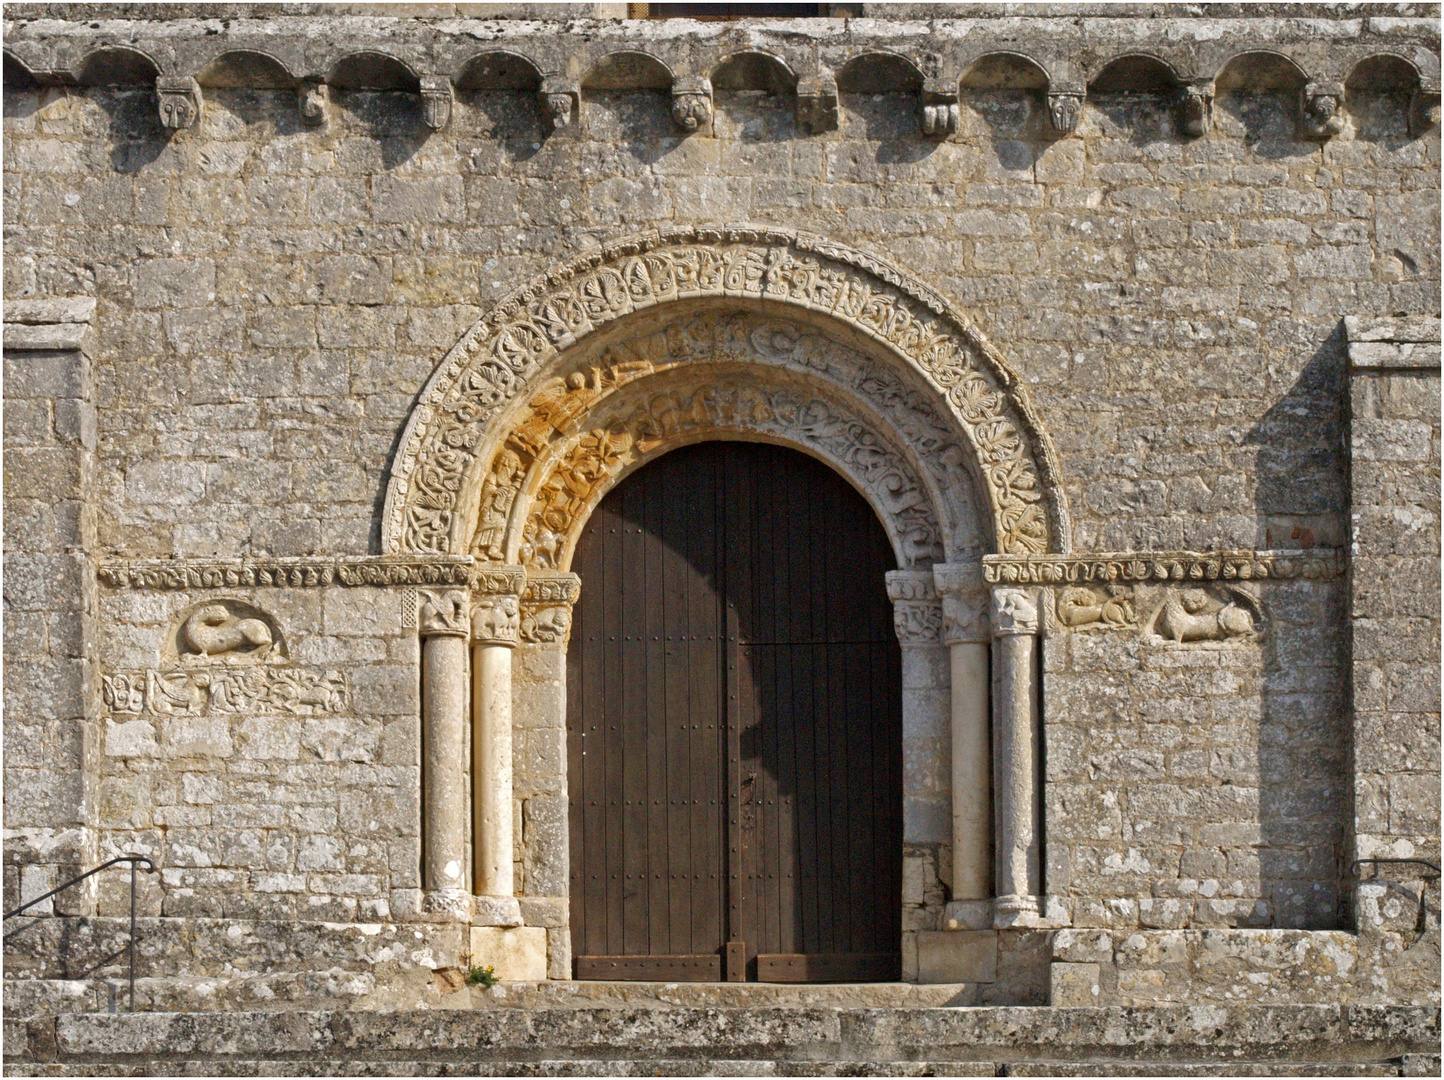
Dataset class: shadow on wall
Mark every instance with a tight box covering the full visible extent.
[1245,324,1350,929]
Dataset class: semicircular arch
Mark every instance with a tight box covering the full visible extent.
[384,227,1069,560]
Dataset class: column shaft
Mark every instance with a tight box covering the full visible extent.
[950,640,992,901]
[422,633,470,893]
[472,640,514,898]
[992,631,1039,908]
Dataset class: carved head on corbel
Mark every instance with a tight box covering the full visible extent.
[1047,91,1084,134]
[1299,81,1345,139]
[1410,88,1441,136]
[419,75,452,131]
[539,76,580,132]
[671,76,713,132]
[298,80,328,126]
[920,80,959,138]
[156,76,202,130]
[796,74,839,134]
[1177,82,1213,138]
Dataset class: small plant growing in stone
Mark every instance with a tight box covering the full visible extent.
[467,965,499,988]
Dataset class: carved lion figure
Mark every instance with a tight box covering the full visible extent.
[181,604,274,658]
[1155,588,1254,644]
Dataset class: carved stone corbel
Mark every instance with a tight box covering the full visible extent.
[298,79,328,127]
[419,75,452,131]
[671,75,713,132]
[920,78,959,138]
[1046,90,1084,134]
[1411,86,1442,136]
[1177,81,1213,138]
[796,73,839,134]
[539,75,580,132]
[156,75,202,130]
[1299,80,1345,139]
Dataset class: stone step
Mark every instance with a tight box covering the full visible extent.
[2,977,982,1016]
[2,1005,1436,1076]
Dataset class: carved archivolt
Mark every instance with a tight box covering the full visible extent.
[383,228,1067,561]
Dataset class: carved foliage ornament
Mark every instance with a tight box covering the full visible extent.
[103,667,346,717]
[385,228,1063,561]
[98,557,478,590]
[982,549,1347,585]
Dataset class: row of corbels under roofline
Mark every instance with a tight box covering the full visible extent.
[5,38,1440,141]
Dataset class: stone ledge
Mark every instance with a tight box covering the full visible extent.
[97,556,478,590]
[1,1005,1435,1068]
[983,549,1347,585]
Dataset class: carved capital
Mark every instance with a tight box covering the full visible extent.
[539,76,579,132]
[1177,82,1213,138]
[419,589,470,638]
[298,79,328,126]
[520,572,581,645]
[992,587,1040,637]
[886,570,942,645]
[471,594,520,646]
[1047,91,1084,134]
[156,75,201,130]
[933,563,989,644]
[796,74,838,134]
[419,75,452,130]
[1299,81,1345,139]
[671,76,713,132]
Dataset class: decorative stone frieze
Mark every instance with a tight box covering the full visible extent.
[101,666,346,718]
[419,75,452,131]
[982,549,1347,585]
[384,228,1066,562]
[156,75,201,129]
[671,76,713,132]
[98,556,478,590]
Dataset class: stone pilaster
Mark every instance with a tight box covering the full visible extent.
[991,586,1045,929]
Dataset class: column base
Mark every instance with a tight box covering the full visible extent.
[993,894,1071,929]
[943,899,995,930]
[421,888,473,923]
[472,894,524,927]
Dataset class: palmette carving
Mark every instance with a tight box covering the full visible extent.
[384,230,1063,563]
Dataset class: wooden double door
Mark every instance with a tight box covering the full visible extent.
[567,441,903,983]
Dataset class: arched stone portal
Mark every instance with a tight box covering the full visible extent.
[393,229,1064,980]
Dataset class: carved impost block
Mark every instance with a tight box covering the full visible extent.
[298,79,328,126]
[419,589,470,638]
[992,586,1040,638]
[520,572,581,646]
[920,78,959,138]
[1300,81,1345,139]
[796,73,838,134]
[1177,82,1213,138]
[156,75,202,130]
[886,569,942,645]
[419,75,453,130]
[539,75,580,132]
[932,563,990,645]
[1047,90,1084,134]
[671,76,713,132]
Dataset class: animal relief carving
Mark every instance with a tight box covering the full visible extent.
[102,667,346,717]
[171,600,281,662]
[1147,587,1260,644]
[1056,585,1136,631]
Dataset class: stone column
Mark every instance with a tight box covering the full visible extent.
[991,586,1044,928]
[933,564,993,931]
[471,568,526,927]
[418,590,472,922]
[515,571,582,979]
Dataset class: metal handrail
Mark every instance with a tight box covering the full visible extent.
[3,855,158,1012]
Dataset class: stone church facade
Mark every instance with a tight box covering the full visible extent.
[2,1,1440,1053]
